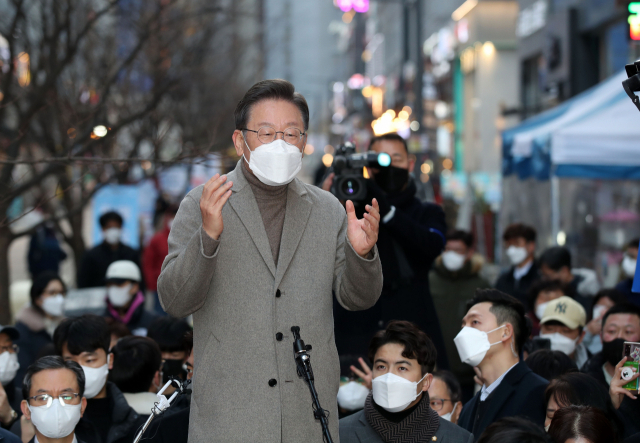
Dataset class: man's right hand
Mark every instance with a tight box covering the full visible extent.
[200,173,233,240]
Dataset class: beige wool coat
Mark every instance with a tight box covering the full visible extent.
[157,161,383,443]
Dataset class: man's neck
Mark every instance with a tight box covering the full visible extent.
[479,351,519,387]
[516,256,533,269]
[35,431,76,443]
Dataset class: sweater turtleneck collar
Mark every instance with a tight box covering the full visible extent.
[241,160,288,200]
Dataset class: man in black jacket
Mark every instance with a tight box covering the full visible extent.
[78,211,141,289]
[325,133,448,372]
[495,224,539,306]
[455,289,548,441]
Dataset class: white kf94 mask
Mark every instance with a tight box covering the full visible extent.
[243,138,302,186]
[454,325,506,367]
[371,372,428,413]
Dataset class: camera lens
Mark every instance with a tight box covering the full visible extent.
[341,179,359,196]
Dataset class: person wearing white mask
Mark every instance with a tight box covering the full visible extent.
[53,314,143,443]
[20,356,87,443]
[526,279,567,337]
[495,224,539,306]
[455,289,548,440]
[539,296,590,369]
[615,238,639,302]
[428,371,464,424]
[15,273,67,390]
[158,79,383,442]
[104,261,157,336]
[431,230,490,399]
[0,326,21,430]
[339,321,473,443]
[77,211,141,290]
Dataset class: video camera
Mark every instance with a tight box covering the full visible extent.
[623,60,640,112]
[329,142,391,201]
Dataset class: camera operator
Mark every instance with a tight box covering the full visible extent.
[324,133,448,371]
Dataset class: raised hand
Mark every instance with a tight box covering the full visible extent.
[200,173,233,240]
[350,357,373,390]
[346,199,380,258]
[610,357,639,409]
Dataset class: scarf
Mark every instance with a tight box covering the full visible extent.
[364,392,440,443]
[107,291,145,325]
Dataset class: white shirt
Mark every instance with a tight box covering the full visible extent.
[480,362,518,401]
[35,436,78,443]
[513,259,533,281]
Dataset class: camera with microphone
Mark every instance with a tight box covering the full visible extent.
[329,142,391,202]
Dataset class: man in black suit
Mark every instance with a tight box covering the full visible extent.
[495,224,539,306]
[455,289,548,440]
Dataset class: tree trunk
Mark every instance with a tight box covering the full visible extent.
[69,209,86,283]
[0,227,13,325]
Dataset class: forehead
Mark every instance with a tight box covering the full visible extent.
[370,139,407,156]
[446,239,467,249]
[62,343,104,358]
[30,369,79,395]
[0,333,11,344]
[374,342,415,363]
[604,313,640,327]
[466,302,495,319]
[428,377,449,396]
[247,99,304,128]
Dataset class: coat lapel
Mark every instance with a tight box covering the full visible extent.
[475,363,527,434]
[357,413,383,443]
[227,164,277,277]
[274,179,312,289]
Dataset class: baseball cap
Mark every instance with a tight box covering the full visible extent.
[105,260,141,283]
[0,325,20,341]
[540,296,587,329]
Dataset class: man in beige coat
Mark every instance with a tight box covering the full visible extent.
[157,79,383,442]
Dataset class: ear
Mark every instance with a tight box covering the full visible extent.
[421,373,433,392]
[130,282,140,294]
[502,323,515,344]
[80,397,87,416]
[152,370,161,390]
[453,401,463,423]
[466,248,475,260]
[232,130,246,158]
[408,154,416,173]
[526,241,536,254]
[108,352,114,370]
[20,400,30,420]
[577,329,586,345]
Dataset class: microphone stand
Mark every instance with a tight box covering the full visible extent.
[133,377,191,443]
[291,326,334,443]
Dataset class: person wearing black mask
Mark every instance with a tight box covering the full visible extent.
[324,133,448,373]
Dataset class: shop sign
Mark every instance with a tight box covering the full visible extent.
[516,0,547,38]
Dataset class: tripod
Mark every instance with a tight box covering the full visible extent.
[291,326,334,443]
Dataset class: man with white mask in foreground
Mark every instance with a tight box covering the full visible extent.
[455,289,548,441]
[339,320,472,443]
[20,356,87,443]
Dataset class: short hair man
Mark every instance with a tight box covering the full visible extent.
[539,296,590,368]
[615,238,639,301]
[54,315,143,443]
[146,317,192,398]
[429,370,464,424]
[539,246,600,300]
[455,289,548,440]
[109,336,162,418]
[104,260,157,335]
[339,321,473,443]
[77,211,141,289]
[495,224,539,305]
[431,230,490,398]
[20,356,87,443]
[0,325,21,429]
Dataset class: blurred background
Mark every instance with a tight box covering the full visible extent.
[2,0,640,323]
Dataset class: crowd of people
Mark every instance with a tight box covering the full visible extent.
[5,79,640,443]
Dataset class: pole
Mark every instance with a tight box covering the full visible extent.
[551,172,560,245]
[413,0,424,133]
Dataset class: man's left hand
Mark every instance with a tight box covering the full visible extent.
[346,199,380,258]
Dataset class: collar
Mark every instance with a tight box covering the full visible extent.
[513,259,533,281]
[107,292,145,325]
[480,362,519,401]
[35,436,78,443]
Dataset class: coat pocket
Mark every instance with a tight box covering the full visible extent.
[193,331,219,407]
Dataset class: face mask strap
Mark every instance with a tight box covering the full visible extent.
[487,325,508,347]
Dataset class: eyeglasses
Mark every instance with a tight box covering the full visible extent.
[241,126,306,146]
[0,344,18,354]
[429,398,453,411]
[28,393,81,408]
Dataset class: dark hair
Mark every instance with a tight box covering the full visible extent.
[502,223,536,243]
[526,279,567,313]
[54,314,111,356]
[525,349,577,381]
[368,320,437,375]
[589,289,626,321]
[109,336,162,393]
[30,271,66,308]
[548,405,618,443]
[147,317,193,353]
[432,370,462,403]
[602,302,640,329]
[99,211,123,229]
[22,356,85,400]
[545,372,623,439]
[477,417,551,443]
[183,331,193,354]
[466,289,529,354]
[234,79,309,131]
[539,246,572,271]
[447,230,474,249]
[105,317,132,348]
[368,133,408,154]
[627,238,639,250]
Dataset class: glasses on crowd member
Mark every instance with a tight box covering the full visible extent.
[241,126,306,146]
[43,289,66,296]
[27,393,81,408]
[0,344,18,354]
[429,398,454,411]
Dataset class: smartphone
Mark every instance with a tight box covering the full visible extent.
[622,341,640,395]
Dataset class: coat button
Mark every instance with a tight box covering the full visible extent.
[275,289,281,298]
[276,332,283,341]
[268,379,277,387]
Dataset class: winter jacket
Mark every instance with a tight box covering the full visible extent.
[616,278,640,306]
[145,406,189,443]
[77,241,141,289]
[104,292,158,336]
[13,306,56,388]
[430,254,491,389]
[143,228,170,291]
[494,261,540,306]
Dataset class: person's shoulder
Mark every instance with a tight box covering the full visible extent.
[184,184,204,203]
[297,180,344,214]
[436,417,473,442]
[339,409,366,429]
[517,364,549,389]
[0,428,23,443]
